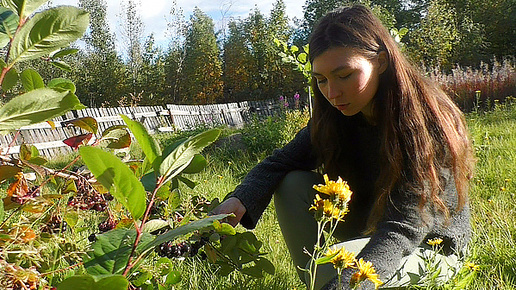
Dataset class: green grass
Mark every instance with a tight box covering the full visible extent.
[1,106,514,289]
[464,104,516,289]
[164,105,516,289]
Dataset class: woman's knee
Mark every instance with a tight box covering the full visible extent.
[275,170,322,204]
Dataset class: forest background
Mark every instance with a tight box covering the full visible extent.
[1,0,514,108]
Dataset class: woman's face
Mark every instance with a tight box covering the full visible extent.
[312,46,387,121]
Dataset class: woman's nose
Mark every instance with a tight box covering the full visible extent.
[326,81,340,100]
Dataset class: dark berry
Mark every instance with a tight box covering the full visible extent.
[98,218,117,233]
[88,233,97,242]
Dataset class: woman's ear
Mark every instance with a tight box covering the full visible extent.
[377,51,388,74]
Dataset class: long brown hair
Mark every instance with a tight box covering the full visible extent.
[309,5,475,232]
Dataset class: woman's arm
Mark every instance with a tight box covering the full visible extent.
[228,124,318,229]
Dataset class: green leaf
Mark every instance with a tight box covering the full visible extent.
[167,188,181,208]
[177,175,196,189]
[64,211,79,228]
[132,271,152,286]
[212,220,236,236]
[0,165,20,182]
[240,265,264,278]
[0,87,85,134]
[315,252,337,265]
[2,67,18,91]
[297,52,307,64]
[256,257,275,275]
[50,47,79,58]
[156,257,173,275]
[62,116,97,134]
[164,270,181,285]
[141,219,168,233]
[0,7,18,48]
[181,154,207,174]
[8,6,89,65]
[141,214,231,252]
[58,274,129,290]
[83,229,153,276]
[48,78,76,93]
[79,146,146,220]
[162,137,187,158]
[140,171,157,192]
[121,115,161,172]
[159,129,220,184]
[51,60,72,72]
[20,68,44,91]
[99,125,131,149]
[1,0,50,19]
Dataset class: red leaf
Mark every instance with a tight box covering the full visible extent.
[63,133,93,150]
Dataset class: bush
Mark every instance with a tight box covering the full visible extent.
[240,109,310,157]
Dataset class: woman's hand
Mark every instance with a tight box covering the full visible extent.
[209,197,246,227]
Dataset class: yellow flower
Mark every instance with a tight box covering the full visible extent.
[465,262,480,271]
[310,194,347,221]
[350,258,382,289]
[427,237,443,246]
[325,247,356,270]
[313,174,353,204]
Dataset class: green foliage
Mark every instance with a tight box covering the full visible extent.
[79,146,147,220]
[8,6,89,64]
[0,87,85,133]
[407,0,459,68]
[83,228,154,276]
[181,8,223,104]
[160,128,221,184]
[0,6,18,47]
[240,110,310,156]
[58,275,129,290]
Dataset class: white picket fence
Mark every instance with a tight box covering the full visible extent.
[0,97,302,158]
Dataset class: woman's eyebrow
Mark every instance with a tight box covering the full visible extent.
[312,65,352,76]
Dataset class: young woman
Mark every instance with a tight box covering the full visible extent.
[211,4,475,289]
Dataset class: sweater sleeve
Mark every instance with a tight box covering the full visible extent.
[322,168,469,290]
[230,124,318,229]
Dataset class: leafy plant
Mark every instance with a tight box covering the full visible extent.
[0,1,274,289]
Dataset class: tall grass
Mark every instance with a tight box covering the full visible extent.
[428,58,515,112]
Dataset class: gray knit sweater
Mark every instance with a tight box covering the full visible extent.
[230,116,471,290]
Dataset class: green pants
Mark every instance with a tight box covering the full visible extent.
[274,171,463,290]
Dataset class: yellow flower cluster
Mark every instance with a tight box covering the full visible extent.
[465,261,480,271]
[313,174,353,205]
[310,174,353,222]
[324,248,382,289]
[325,247,356,270]
[350,258,383,289]
[427,237,443,247]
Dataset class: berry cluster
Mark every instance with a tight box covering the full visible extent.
[41,215,67,234]
[67,179,108,211]
[98,217,118,233]
[88,216,118,242]
[156,239,207,259]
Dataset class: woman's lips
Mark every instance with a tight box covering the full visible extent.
[335,104,349,110]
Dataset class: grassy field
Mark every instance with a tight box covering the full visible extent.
[1,105,514,289]
[155,103,516,289]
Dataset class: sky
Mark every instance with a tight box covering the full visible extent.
[51,0,304,51]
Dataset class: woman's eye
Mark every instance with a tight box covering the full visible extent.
[339,73,352,80]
